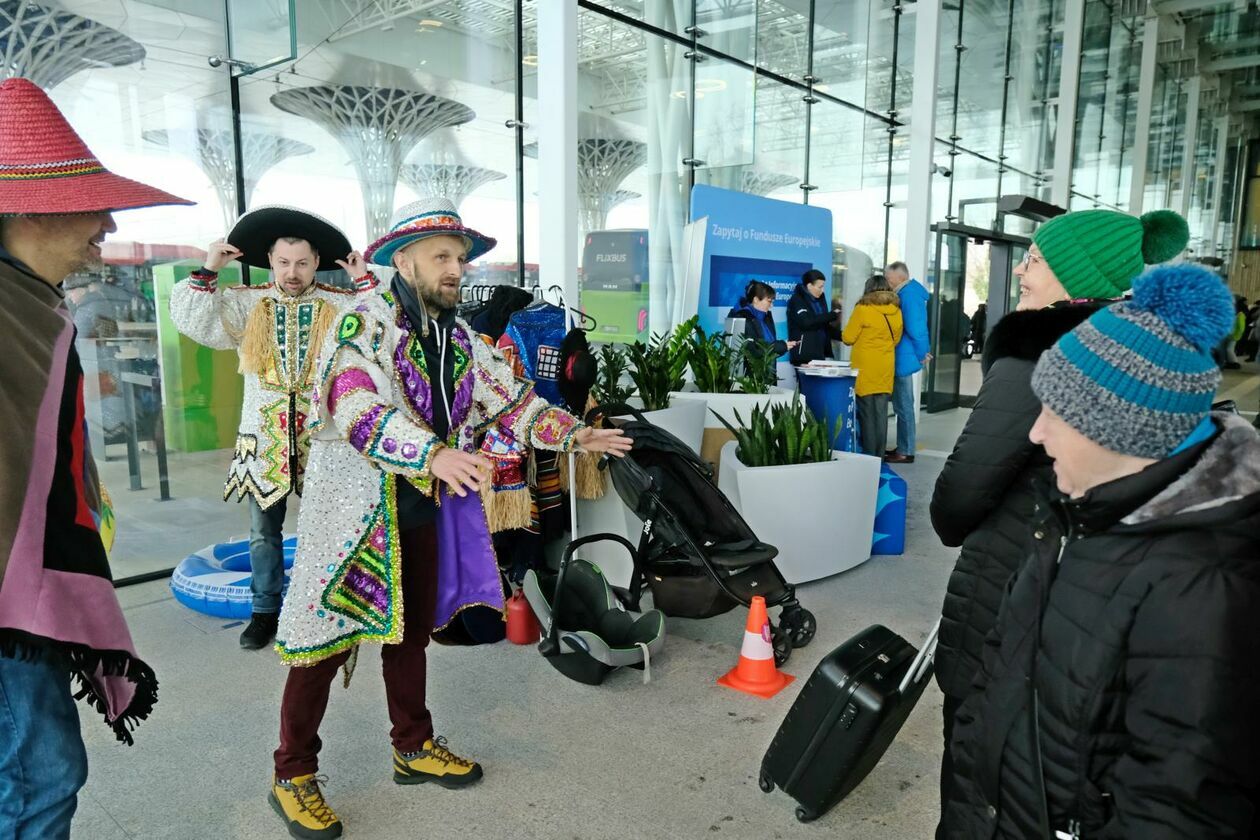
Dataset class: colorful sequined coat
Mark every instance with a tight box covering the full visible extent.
[169,271,378,510]
[275,292,582,666]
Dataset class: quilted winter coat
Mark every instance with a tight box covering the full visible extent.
[931,304,1098,700]
[941,413,1260,839]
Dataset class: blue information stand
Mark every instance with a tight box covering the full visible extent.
[796,369,858,453]
[872,464,907,556]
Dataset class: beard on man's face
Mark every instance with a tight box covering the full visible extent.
[404,261,461,313]
[419,281,460,312]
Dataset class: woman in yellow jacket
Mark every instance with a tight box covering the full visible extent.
[842,274,904,456]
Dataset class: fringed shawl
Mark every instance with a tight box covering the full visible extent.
[0,259,156,743]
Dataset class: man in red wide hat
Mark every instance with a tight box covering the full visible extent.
[0,77,192,838]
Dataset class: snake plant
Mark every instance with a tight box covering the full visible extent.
[712,394,833,467]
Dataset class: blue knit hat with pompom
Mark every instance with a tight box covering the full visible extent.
[1030,262,1234,458]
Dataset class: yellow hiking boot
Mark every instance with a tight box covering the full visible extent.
[269,774,343,839]
[393,736,484,788]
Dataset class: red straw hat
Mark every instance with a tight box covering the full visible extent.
[0,78,192,215]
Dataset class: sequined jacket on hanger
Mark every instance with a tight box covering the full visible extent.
[169,270,378,510]
[275,291,582,666]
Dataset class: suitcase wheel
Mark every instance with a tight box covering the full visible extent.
[758,772,774,793]
[795,807,817,824]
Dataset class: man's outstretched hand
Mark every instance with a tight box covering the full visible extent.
[575,427,632,457]
[430,448,492,497]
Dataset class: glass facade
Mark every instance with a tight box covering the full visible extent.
[8,0,1252,579]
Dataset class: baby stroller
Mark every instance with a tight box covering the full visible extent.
[585,403,816,666]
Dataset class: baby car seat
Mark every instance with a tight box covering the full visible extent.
[524,535,666,686]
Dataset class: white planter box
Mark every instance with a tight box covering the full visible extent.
[628,398,707,456]
[671,388,793,478]
[717,440,880,584]
[670,387,793,430]
[571,398,707,589]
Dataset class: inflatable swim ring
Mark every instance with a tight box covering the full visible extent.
[170,536,296,620]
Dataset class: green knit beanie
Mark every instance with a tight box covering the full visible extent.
[1032,208,1189,300]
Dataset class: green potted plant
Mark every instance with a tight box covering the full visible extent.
[625,317,695,411]
[713,395,881,584]
[712,396,833,467]
[734,337,778,395]
[687,326,737,394]
[669,329,793,479]
[621,316,706,453]
[591,343,635,407]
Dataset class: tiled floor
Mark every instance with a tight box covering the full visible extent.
[76,452,955,840]
[75,365,1259,838]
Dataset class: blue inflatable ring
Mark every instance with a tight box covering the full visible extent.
[170,536,296,620]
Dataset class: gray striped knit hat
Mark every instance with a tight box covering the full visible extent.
[1030,262,1234,459]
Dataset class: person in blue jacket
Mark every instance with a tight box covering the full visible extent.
[884,261,932,463]
[728,280,797,362]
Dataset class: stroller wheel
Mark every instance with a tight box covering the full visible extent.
[784,607,817,649]
[771,623,792,667]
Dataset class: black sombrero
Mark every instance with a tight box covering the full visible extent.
[227,204,352,272]
[558,327,598,415]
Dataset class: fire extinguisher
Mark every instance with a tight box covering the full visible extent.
[506,587,540,645]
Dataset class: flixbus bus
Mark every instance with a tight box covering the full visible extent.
[581,229,648,344]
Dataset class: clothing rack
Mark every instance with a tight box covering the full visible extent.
[456,281,544,320]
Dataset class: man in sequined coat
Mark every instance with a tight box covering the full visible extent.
[170,206,379,650]
[268,198,630,839]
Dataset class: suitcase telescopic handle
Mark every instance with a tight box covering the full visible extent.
[898,619,941,695]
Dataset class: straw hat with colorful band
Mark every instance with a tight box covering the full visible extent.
[0,77,192,215]
[227,204,353,273]
[365,197,496,266]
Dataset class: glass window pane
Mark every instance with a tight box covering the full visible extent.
[577,7,686,341]
[696,72,803,198]
[34,2,233,579]
[697,0,758,65]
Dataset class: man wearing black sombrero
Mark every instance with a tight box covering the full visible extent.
[170,206,379,650]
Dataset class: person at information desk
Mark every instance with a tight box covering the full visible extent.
[727,279,798,362]
[840,274,902,457]
[788,268,841,364]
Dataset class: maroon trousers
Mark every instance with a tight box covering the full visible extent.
[274,524,438,779]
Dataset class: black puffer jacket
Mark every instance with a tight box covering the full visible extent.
[942,413,1260,839]
[931,304,1098,699]
[787,285,840,364]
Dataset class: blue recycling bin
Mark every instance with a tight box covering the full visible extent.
[872,463,907,556]
[795,368,858,453]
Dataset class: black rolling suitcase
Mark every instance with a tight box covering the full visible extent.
[759,621,938,823]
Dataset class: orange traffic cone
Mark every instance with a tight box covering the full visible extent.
[717,596,795,698]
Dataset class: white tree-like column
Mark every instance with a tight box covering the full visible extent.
[587,188,642,232]
[526,137,646,233]
[400,163,505,210]
[144,128,313,231]
[270,85,475,239]
[1,0,144,89]
[741,170,799,197]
